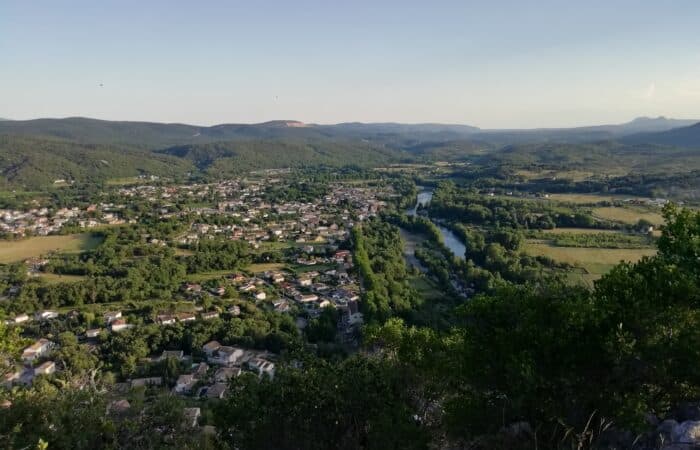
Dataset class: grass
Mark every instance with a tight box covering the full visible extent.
[542,228,618,235]
[409,275,449,302]
[547,194,617,204]
[35,273,87,284]
[245,262,286,273]
[525,241,656,279]
[0,233,103,263]
[592,206,665,226]
[186,269,237,282]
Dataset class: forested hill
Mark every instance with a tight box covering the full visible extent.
[1,116,700,189]
[157,139,408,176]
[0,135,193,189]
[622,122,700,148]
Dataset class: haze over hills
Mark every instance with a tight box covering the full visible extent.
[622,122,700,148]
[0,115,698,188]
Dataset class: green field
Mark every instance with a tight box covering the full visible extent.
[186,269,238,282]
[246,262,286,273]
[542,227,618,235]
[525,240,656,281]
[592,206,665,226]
[0,233,103,263]
[36,273,88,284]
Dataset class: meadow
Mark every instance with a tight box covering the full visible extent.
[0,233,103,264]
[592,206,665,226]
[525,240,656,281]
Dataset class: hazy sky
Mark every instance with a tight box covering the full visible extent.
[2,1,700,128]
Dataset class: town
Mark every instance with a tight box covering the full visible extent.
[0,172,393,427]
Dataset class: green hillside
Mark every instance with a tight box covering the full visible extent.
[0,135,193,189]
[158,139,409,176]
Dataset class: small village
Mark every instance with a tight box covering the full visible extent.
[0,174,391,428]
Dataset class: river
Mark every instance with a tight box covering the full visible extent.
[405,187,466,260]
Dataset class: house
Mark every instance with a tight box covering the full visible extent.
[273,299,291,313]
[130,377,162,388]
[209,346,245,365]
[297,277,313,287]
[203,382,227,399]
[334,250,351,263]
[209,286,226,296]
[35,310,58,321]
[239,283,256,292]
[174,374,196,393]
[228,305,241,316]
[34,361,56,376]
[161,350,185,361]
[214,367,241,383]
[271,273,285,284]
[110,319,132,332]
[184,283,202,293]
[228,273,247,284]
[202,340,221,356]
[201,311,219,320]
[183,407,201,427]
[12,314,30,324]
[104,311,122,325]
[21,338,53,362]
[85,328,102,339]
[296,294,318,303]
[247,358,275,379]
[2,370,22,388]
[177,312,196,323]
[156,314,177,325]
[254,291,267,301]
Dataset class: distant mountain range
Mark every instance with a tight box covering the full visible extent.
[1,116,696,147]
[0,116,698,189]
[622,122,700,148]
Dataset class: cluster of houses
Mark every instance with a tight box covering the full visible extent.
[0,202,134,237]
[126,341,275,402]
[1,175,392,402]
[2,338,56,387]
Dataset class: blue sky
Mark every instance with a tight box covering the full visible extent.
[2,0,700,127]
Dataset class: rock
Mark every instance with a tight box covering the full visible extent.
[672,420,700,444]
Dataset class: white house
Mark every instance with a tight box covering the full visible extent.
[209,346,245,365]
[21,339,53,362]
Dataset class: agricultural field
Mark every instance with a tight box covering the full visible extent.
[525,240,656,280]
[592,206,665,226]
[0,233,103,263]
[542,227,618,235]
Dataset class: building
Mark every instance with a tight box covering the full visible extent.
[110,319,132,332]
[35,310,59,321]
[21,339,53,362]
[104,311,122,325]
[174,374,196,393]
[209,346,245,365]
[201,311,219,320]
[85,328,102,339]
[247,358,275,379]
[202,341,221,356]
[34,361,56,376]
[177,312,196,323]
